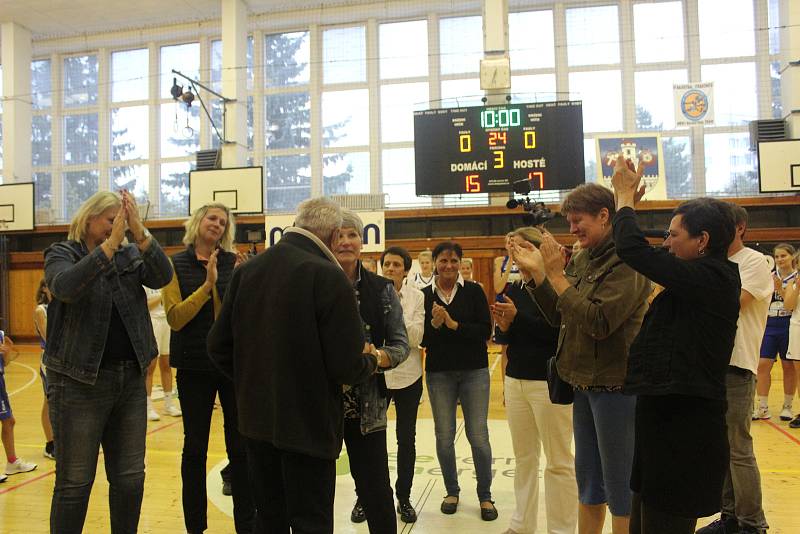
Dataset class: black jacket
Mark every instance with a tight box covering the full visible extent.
[169,246,235,371]
[207,229,377,459]
[613,207,741,400]
[494,281,559,381]
[421,280,492,372]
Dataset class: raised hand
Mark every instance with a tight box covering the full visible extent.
[108,201,128,249]
[122,190,146,242]
[611,154,646,210]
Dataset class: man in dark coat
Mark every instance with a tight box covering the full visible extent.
[208,196,377,534]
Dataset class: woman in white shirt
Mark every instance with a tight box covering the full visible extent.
[381,246,425,523]
[783,252,800,428]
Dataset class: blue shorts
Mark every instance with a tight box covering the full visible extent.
[573,389,636,516]
[0,373,12,421]
[760,322,790,360]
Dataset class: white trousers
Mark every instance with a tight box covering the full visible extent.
[505,376,578,534]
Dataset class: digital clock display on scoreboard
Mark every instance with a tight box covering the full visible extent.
[413,101,585,195]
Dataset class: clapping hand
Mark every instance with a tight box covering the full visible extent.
[540,233,567,279]
[509,240,544,282]
[204,248,219,291]
[491,294,517,332]
[611,154,646,210]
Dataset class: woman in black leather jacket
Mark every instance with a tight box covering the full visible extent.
[611,155,740,534]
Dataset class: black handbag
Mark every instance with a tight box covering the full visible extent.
[546,356,574,405]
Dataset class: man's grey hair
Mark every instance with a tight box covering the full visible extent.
[340,208,364,237]
[294,197,343,239]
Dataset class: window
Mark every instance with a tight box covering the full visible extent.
[266,92,311,150]
[383,148,428,207]
[160,43,199,98]
[323,152,370,195]
[663,136,693,199]
[112,165,149,203]
[569,71,623,132]
[701,63,757,126]
[63,55,99,107]
[323,26,366,84]
[63,114,99,165]
[211,37,254,92]
[160,161,192,217]
[380,82,429,143]
[266,154,311,212]
[440,78,482,107]
[64,170,99,216]
[440,17,482,75]
[160,103,200,157]
[511,74,557,103]
[699,0,754,59]
[566,6,620,66]
[31,60,52,109]
[704,133,756,195]
[32,172,52,213]
[634,2,684,63]
[111,106,149,161]
[266,31,310,86]
[32,115,52,166]
[322,89,369,147]
[380,20,428,79]
[112,49,148,102]
[509,10,555,70]
[635,70,688,130]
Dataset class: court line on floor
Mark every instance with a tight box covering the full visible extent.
[0,419,181,495]
[7,362,39,397]
[763,420,800,447]
[401,477,436,533]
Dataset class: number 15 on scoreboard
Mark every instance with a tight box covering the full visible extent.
[465,174,481,193]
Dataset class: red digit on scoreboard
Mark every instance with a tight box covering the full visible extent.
[528,171,544,189]
[465,174,481,193]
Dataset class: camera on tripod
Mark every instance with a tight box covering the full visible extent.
[506,178,555,227]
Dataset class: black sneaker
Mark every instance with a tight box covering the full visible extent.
[351,500,366,523]
[790,414,800,429]
[696,514,738,534]
[396,500,417,523]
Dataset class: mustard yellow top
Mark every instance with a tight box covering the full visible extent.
[161,259,222,331]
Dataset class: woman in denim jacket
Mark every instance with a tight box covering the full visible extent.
[43,190,172,534]
[513,183,650,534]
[334,210,409,534]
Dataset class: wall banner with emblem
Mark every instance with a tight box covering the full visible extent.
[674,82,714,127]
[595,134,667,201]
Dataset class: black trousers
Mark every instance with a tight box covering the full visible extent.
[388,377,423,501]
[630,492,697,534]
[344,419,397,534]
[246,438,336,534]
[176,369,254,533]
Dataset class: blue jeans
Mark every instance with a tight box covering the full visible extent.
[426,368,493,502]
[48,361,147,534]
[573,389,635,517]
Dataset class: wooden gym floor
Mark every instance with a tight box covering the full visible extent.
[1,344,799,533]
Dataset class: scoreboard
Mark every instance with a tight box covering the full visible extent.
[413,101,585,195]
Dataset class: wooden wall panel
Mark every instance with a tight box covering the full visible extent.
[9,268,44,339]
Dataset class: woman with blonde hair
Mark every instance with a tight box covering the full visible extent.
[493,226,577,534]
[162,202,254,534]
[44,190,172,532]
